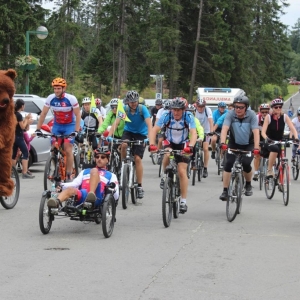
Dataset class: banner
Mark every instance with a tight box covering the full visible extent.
[116,99,131,122]
[90,93,96,112]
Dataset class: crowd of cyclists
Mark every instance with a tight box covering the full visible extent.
[12,76,300,217]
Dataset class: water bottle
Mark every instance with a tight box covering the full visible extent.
[51,183,57,199]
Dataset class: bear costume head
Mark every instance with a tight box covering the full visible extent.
[0,69,18,197]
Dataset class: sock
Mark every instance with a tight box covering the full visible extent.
[223,188,228,192]
[246,181,251,186]
[254,170,259,174]
[180,198,186,204]
[138,183,142,187]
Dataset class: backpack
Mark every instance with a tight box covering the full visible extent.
[125,104,144,120]
[81,109,99,129]
[164,111,190,130]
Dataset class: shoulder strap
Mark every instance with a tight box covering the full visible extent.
[138,104,144,120]
[205,107,208,118]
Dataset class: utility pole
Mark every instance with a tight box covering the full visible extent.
[150,74,164,99]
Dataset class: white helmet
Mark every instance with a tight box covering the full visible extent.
[82,97,91,104]
[110,98,119,106]
[297,107,300,115]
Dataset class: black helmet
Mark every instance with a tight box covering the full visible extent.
[94,147,110,158]
[233,95,249,108]
[125,90,139,103]
[171,97,186,109]
[155,99,163,106]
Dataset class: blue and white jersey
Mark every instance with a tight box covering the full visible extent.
[157,111,196,144]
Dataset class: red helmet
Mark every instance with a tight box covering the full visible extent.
[259,103,270,111]
[95,98,102,105]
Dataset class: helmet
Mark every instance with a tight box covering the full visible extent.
[110,98,118,106]
[82,97,91,104]
[155,99,163,106]
[123,97,128,105]
[271,98,283,108]
[94,146,110,158]
[52,77,67,87]
[139,97,145,105]
[197,98,206,106]
[297,107,300,115]
[259,103,270,110]
[233,95,249,108]
[186,104,196,112]
[163,99,172,110]
[218,101,227,108]
[171,97,186,109]
[126,90,139,103]
[95,98,102,105]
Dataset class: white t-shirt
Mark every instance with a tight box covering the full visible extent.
[156,108,169,122]
[292,117,300,137]
[195,107,212,133]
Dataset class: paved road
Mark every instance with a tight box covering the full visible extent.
[1,152,300,300]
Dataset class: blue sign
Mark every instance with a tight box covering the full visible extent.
[288,110,293,117]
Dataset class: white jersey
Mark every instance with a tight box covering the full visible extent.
[97,106,106,119]
[195,107,212,133]
[292,117,300,137]
[156,108,169,122]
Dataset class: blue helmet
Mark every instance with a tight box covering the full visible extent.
[218,101,227,108]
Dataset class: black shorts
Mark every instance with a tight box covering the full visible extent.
[163,142,190,164]
[121,131,147,159]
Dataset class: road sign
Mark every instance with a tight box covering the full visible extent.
[288,110,293,118]
[156,93,162,99]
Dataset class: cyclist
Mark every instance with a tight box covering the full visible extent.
[47,147,119,209]
[252,103,270,180]
[95,98,107,119]
[291,107,300,162]
[36,77,81,182]
[219,95,260,200]
[194,98,213,178]
[261,98,298,178]
[211,102,228,159]
[151,98,163,126]
[149,97,197,213]
[107,90,151,199]
[228,103,234,110]
[98,98,124,139]
[80,97,103,149]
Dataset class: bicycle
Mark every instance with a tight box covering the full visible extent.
[0,166,20,209]
[37,133,79,190]
[226,148,252,222]
[160,149,185,228]
[292,149,300,180]
[107,139,122,182]
[39,182,117,238]
[118,138,148,209]
[264,140,294,206]
[191,140,204,186]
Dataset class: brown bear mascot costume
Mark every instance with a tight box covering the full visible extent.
[0,69,17,196]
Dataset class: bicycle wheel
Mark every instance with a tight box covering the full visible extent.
[102,194,116,238]
[226,173,242,222]
[121,164,130,209]
[282,165,289,206]
[198,152,203,182]
[44,156,57,190]
[192,152,198,186]
[238,175,245,214]
[0,166,20,209]
[259,158,265,190]
[264,160,276,199]
[162,177,173,228]
[173,177,180,219]
[150,152,158,165]
[131,165,137,204]
[217,149,222,175]
[158,156,163,178]
[72,154,79,178]
[39,193,52,234]
[292,156,299,180]
[186,161,191,179]
[215,147,220,166]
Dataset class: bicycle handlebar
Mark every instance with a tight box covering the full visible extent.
[106,137,149,145]
[36,132,76,139]
[227,148,252,157]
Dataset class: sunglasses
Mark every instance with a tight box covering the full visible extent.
[95,155,107,159]
[273,106,282,109]
[235,105,246,110]
[110,106,117,109]
[197,105,205,108]
[260,111,268,114]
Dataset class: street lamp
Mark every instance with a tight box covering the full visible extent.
[25,26,48,94]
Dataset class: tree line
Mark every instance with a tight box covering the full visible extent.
[0,0,298,108]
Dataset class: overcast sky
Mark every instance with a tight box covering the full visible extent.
[42,1,299,28]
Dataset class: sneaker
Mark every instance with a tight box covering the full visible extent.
[267,169,274,178]
[253,173,259,181]
[22,173,35,179]
[203,168,208,178]
[211,151,216,159]
[137,187,144,199]
[47,197,59,208]
[180,202,188,213]
[219,190,228,201]
[245,185,253,196]
[85,192,96,203]
[160,178,165,189]
[27,170,33,175]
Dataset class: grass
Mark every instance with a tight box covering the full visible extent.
[285,84,299,101]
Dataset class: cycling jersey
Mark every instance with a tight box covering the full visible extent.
[62,167,119,206]
[292,117,300,138]
[266,114,287,141]
[81,107,101,130]
[98,110,125,138]
[157,111,196,144]
[212,109,227,129]
[45,93,79,125]
[195,107,212,133]
[156,108,169,121]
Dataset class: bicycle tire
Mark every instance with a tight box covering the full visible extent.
[162,177,173,228]
[72,154,79,179]
[102,194,116,238]
[150,152,158,165]
[198,152,204,182]
[39,193,52,234]
[158,157,163,178]
[173,177,180,219]
[43,156,57,190]
[131,165,137,204]
[0,166,20,209]
[238,175,245,214]
[226,172,242,222]
[217,149,222,175]
[292,156,299,180]
[282,165,289,206]
[259,158,265,190]
[121,164,130,209]
[192,152,198,186]
[215,147,220,166]
[187,160,191,179]
[264,160,276,199]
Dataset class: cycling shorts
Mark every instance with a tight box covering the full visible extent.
[52,123,75,144]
